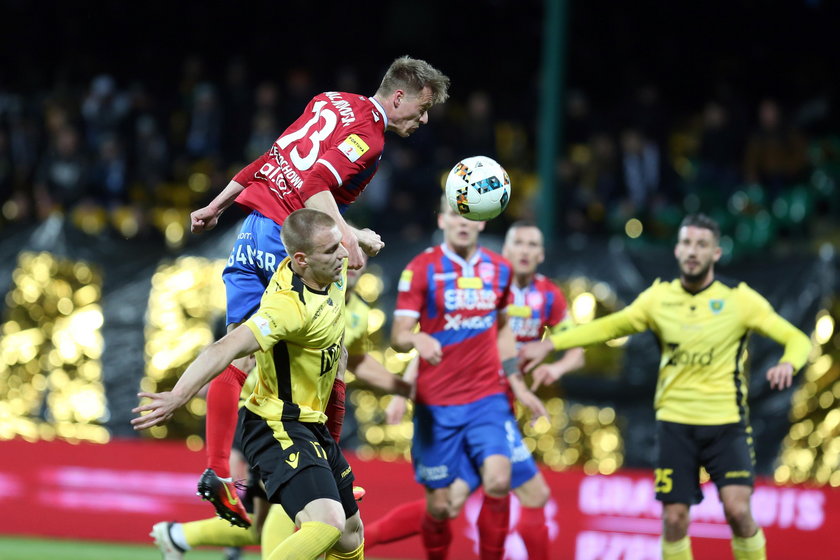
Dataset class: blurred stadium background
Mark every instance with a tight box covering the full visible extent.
[1,0,839,558]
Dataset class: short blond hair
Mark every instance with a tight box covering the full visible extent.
[281,209,337,255]
[377,56,450,105]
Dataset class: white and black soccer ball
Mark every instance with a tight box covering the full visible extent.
[444,155,511,221]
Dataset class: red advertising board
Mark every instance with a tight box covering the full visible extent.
[0,438,836,559]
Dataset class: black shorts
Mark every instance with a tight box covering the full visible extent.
[655,420,755,505]
[237,407,357,520]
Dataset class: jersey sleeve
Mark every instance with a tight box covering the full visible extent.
[300,125,384,201]
[232,154,268,186]
[738,283,812,370]
[394,256,428,318]
[546,284,573,336]
[243,292,306,351]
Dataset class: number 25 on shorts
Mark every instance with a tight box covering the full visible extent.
[655,468,674,494]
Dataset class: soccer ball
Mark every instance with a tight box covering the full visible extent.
[444,155,511,221]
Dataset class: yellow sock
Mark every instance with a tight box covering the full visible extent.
[662,536,693,560]
[325,540,364,560]
[732,527,766,560]
[261,505,299,557]
[266,521,341,560]
[182,516,258,548]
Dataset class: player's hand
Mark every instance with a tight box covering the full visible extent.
[767,362,795,390]
[385,395,408,424]
[342,233,366,270]
[413,333,443,365]
[190,206,220,233]
[355,228,384,257]
[131,391,185,430]
[530,362,567,391]
[519,339,554,374]
[514,387,548,422]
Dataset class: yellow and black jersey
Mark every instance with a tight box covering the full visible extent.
[345,292,371,358]
[548,278,811,425]
[243,258,347,424]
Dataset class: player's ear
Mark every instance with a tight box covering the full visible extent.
[712,245,722,263]
[291,250,308,270]
[393,89,404,108]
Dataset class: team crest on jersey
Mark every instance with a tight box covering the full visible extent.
[478,262,495,284]
[709,299,725,313]
[398,270,413,292]
[338,134,369,162]
[526,291,544,310]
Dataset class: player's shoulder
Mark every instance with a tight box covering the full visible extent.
[534,273,562,293]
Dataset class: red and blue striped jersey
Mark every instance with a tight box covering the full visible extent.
[505,274,571,348]
[395,244,512,406]
[233,92,386,225]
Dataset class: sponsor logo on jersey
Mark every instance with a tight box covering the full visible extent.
[285,452,299,469]
[509,316,542,340]
[338,134,369,163]
[506,304,533,318]
[444,288,498,311]
[456,276,483,289]
[398,269,413,292]
[443,313,494,331]
[666,343,714,366]
[710,299,725,313]
[252,314,272,337]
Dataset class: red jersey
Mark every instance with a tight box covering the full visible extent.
[506,273,571,348]
[233,92,386,225]
[395,244,512,406]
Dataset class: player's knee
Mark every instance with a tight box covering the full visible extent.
[722,500,753,530]
[662,505,690,537]
[516,479,550,508]
[482,474,512,497]
[335,514,363,552]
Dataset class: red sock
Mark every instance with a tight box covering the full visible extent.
[205,365,248,478]
[477,494,510,560]
[325,379,346,443]
[365,498,426,549]
[516,506,548,560]
[421,512,451,560]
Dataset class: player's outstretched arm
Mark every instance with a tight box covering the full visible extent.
[190,179,246,233]
[348,352,412,397]
[384,355,419,424]
[131,325,260,430]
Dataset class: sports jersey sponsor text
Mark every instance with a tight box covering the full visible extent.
[228,244,277,274]
[260,148,304,191]
[338,134,369,162]
[444,288,498,311]
[665,343,714,366]
[509,316,542,340]
[444,313,494,331]
[417,464,449,482]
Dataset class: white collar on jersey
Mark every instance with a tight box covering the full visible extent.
[440,243,483,277]
[368,96,389,130]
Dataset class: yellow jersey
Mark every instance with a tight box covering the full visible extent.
[344,292,372,358]
[548,278,811,425]
[243,258,347,424]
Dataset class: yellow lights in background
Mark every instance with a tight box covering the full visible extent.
[141,257,226,440]
[625,218,644,239]
[0,252,108,443]
[775,305,840,487]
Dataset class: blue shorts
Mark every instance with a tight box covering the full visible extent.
[457,414,539,493]
[412,393,528,489]
[222,211,288,325]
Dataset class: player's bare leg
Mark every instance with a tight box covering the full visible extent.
[720,485,766,560]
[661,502,693,560]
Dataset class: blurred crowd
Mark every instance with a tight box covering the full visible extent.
[0,54,838,253]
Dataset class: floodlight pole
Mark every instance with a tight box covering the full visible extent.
[537,0,567,247]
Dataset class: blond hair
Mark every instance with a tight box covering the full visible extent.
[377,56,450,105]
